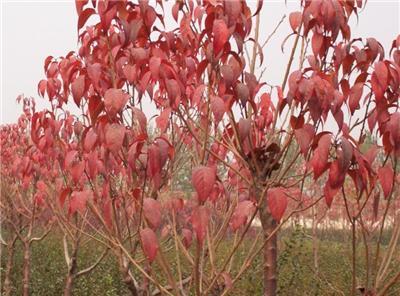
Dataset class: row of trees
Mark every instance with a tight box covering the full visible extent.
[1,0,399,295]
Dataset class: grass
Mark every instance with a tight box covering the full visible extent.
[1,225,399,295]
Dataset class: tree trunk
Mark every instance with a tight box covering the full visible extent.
[63,253,77,296]
[63,274,75,296]
[22,242,31,296]
[3,237,17,296]
[260,208,278,296]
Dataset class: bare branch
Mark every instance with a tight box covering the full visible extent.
[76,248,109,277]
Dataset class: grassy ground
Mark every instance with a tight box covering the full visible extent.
[1,226,399,295]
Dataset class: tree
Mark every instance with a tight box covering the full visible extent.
[0,97,53,296]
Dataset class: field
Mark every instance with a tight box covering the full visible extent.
[2,226,399,296]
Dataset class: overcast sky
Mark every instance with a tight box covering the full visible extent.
[1,1,399,124]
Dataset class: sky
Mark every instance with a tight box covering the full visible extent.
[1,0,399,125]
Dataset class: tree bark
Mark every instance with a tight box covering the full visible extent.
[3,237,17,296]
[260,208,278,296]
[22,241,31,296]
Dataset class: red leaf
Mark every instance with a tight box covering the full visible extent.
[38,80,47,97]
[238,118,251,140]
[155,137,171,167]
[156,108,171,132]
[310,134,331,179]
[149,57,161,79]
[235,83,249,106]
[74,121,83,136]
[230,200,255,231]
[104,88,130,117]
[70,161,85,184]
[123,64,136,83]
[324,182,339,208]
[312,33,323,57]
[140,228,159,262]
[388,112,400,156]
[44,56,54,73]
[88,95,103,123]
[69,190,91,215]
[87,63,102,86]
[148,144,161,188]
[196,60,209,80]
[378,166,394,198]
[225,0,241,21]
[220,65,234,86]
[71,75,85,107]
[75,0,88,15]
[349,83,363,114]
[294,124,315,155]
[328,159,345,189]
[87,151,98,179]
[166,79,181,108]
[78,8,95,31]
[289,11,302,32]
[340,138,353,169]
[59,188,71,207]
[64,150,78,169]
[143,198,161,229]
[166,198,184,212]
[371,74,384,100]
[83,128,97,152]
[132,107,147,132]
[105,124,125,152]
[193,7,205,26]
[374,61,388,89]
[172,2,180,22]
[210,95,225,123]
[191,206,209,245]
[253,0,263,16]
[213,19,229,54]
[192,166,216,203]
[266,187,288,222]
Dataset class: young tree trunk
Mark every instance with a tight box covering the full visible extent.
[260,208,278,296]
[22,241,31,296]
[63,273,75,296]
[63,251,77,296]
[3,237,17,296]
[311,205,319,276]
